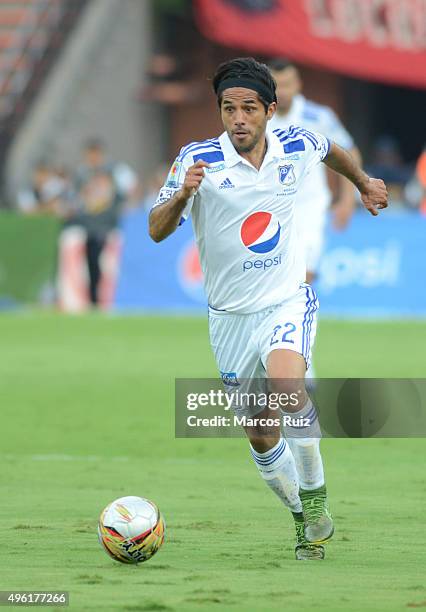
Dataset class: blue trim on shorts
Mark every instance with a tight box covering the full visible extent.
[301,286,312,359]
[306,288,319,360]
[301,285,318,363]
[208,304,227,312]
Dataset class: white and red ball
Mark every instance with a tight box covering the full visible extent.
[98,496,165,564]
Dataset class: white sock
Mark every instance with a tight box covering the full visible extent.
[250,438,302,513]
[306,361,316,380]
[282,399,325,490]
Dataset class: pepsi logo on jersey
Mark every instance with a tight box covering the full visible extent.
[240,212,281,254]
[240,211,283,272]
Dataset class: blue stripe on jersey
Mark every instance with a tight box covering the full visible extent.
[178,216,186,226]
[272,128,286,139]
[274,126,303,142]
[302,127,319,146]
[178,138,221,160]
[281,126,319,148]
[278,127,305,143]
[179,137,220,154]
[279,125,319,147]
[280,125,300,140]
[283,139,305,153]
[300,130,319,150]
[193,150,224,164]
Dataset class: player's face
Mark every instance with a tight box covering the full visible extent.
[271,67,302,112]
[220,88,276,154]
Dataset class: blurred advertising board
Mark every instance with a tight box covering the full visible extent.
[0,213,58,307]
[195,0,426,89]
[115,209,426,317]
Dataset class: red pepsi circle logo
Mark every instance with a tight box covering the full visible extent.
[240,211,281,254]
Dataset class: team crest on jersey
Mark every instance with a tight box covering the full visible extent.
[278,164,296,186]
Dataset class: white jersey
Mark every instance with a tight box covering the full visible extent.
[154,128,329,314]
[268,94,354,225]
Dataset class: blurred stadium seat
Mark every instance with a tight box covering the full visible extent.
[0,0,87,192]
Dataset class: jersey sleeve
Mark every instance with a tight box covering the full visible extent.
[296,127,331,176]
[322,107,354,150]
[152,152,195,224]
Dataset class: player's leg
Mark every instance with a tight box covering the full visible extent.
[265,349,324,558]
[243,403,302,516]
[298,222,324,386]
[267,347,332,542]
[208,309,303,522]
[259,286,333,547]
[86,234,105,305]
[243,405,320,559]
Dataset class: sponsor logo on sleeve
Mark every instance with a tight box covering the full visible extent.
[166,161,182,188]
[156,187,176,204]
[206,162,226,173]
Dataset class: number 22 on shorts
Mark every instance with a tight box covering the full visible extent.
[269,322,296,346]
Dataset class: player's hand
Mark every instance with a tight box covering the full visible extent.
[332,199,355,230]
[360,178,388,216]
[179,160,210,200]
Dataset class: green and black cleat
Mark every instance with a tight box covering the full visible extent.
[293,513,325,560]
[300,484,334,544]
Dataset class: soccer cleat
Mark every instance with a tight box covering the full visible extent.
[293,513,325,560]
[300,485,334,544]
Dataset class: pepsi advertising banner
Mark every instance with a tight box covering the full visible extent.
[114,209,426,317]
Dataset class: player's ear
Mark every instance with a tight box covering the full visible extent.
[267,102,277,120]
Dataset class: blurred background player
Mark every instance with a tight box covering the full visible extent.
[57,138,140,312]
[268,58,361,381]
[16,161,70,216]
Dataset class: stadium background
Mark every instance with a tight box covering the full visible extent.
[0,1,425,611]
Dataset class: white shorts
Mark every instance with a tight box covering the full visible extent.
[208,284,319,415]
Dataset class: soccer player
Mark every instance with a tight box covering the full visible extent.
[269,59,361,279]
[149,58,387,560]
[268,59,362,382]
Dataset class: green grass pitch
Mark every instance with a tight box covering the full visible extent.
[0,313,425,611]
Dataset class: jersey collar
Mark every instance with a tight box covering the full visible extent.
[219,130,284,168]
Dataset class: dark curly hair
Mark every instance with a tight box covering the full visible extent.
[212,57,277,112]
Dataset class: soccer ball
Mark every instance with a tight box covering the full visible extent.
[98,496,166,564]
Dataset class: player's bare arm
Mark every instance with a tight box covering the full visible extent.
[149,160,209,242]
[324,142,388,216]
[331,145,362,229]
